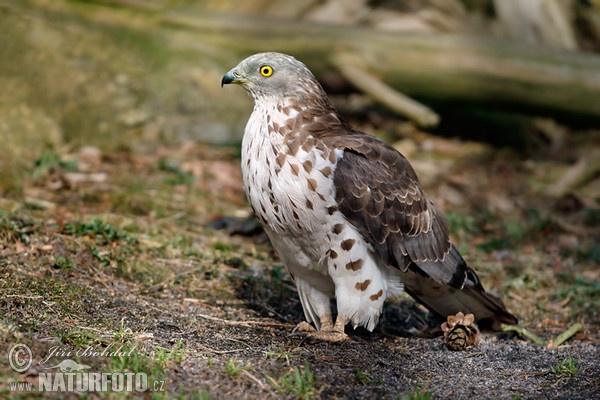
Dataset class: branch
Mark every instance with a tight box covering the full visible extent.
[333,53,440,127]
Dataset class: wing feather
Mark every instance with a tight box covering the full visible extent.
[306,115,517,329]
[328,132,458,280]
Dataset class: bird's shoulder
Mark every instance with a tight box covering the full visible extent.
[305,115,451,270]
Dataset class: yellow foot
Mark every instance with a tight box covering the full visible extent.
[308,329,349,343]
[293,321,349,343]
[294,321,317,333]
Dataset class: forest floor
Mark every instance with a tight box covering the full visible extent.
[1,133,598,399]
[1,1,600,399]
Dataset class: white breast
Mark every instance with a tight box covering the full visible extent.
[241,101,340,235]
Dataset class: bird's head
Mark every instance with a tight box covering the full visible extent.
[221,52,328,103]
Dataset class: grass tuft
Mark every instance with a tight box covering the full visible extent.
[552,355,581,377]
[224,358,252,377]
[399,385,435,400]
[265,363,317,400]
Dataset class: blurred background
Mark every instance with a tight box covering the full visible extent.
[0,2,599,397]
[1,0,599,291]
[1,0,599,275]
[2,0,600,149]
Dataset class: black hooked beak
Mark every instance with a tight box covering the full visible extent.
[222,68,252,87]
[221,69,236,87]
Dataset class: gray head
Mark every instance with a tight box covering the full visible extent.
[221,52,328,104]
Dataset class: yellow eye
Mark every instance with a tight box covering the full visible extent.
[260,65,273,77]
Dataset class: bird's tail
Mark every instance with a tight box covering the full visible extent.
[401,260,517,331]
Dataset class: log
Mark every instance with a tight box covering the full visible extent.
[332,52,440,127]
[162,10,600,122]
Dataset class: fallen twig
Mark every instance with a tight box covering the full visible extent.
[241,370,265,389]
[502,325,546,346]
[196,313,293,329]
[549,323,583,348]
[503,323,584,348]
[333,52,440,128]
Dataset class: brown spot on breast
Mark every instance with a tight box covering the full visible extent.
[297,129,309,144]
[315,140,327,153]
[287,139,301,156]
[307,178,318,192]
[346,259,364,271]
[319,166,332,177]
[267,178,272,190]
[292,210,300,220]
[333,224,344,234]
[274,213,283,224]
[272,122,280,133]
[370,289,384,301]
[355,279,371,291]
[328,148,337,163]
[341,238,356,251]
[290,163,300,176]
[302,137,315,152]
[327,206,338,215]
[276,153,287,168]
[329,249,338,259]
[302,160,313,173]
[306,198,314,209]
[278,126,287,135]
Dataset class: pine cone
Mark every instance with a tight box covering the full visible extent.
[441,312,479,351]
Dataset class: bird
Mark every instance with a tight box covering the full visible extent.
[222,52,517,341]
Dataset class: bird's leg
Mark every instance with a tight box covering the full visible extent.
[295,314,349,343]
[333,316,348,333]
[316,315,349,342]
[293,313,332,334]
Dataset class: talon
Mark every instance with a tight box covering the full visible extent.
[294,321,316,333]
[306,329,349,343]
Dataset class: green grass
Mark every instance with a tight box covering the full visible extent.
[264,346,298,365]
[552,355,581,377]
[399,385,435,400]
[113,319,135,343]
[354,369,372,385]
[61,218,137,246]
[158,158,195,186]
[0,211,36,244]
[116,259,173,286]
[192,390,213,400]
[265,363,317,400]
[107,329,187,387]
[555,276,600,317]
[154,339,186,368]
[110,343,160,376]
[60,327,106,348]
[52,255,74,270]
[31,147,77,180]
[224,358,252,377]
